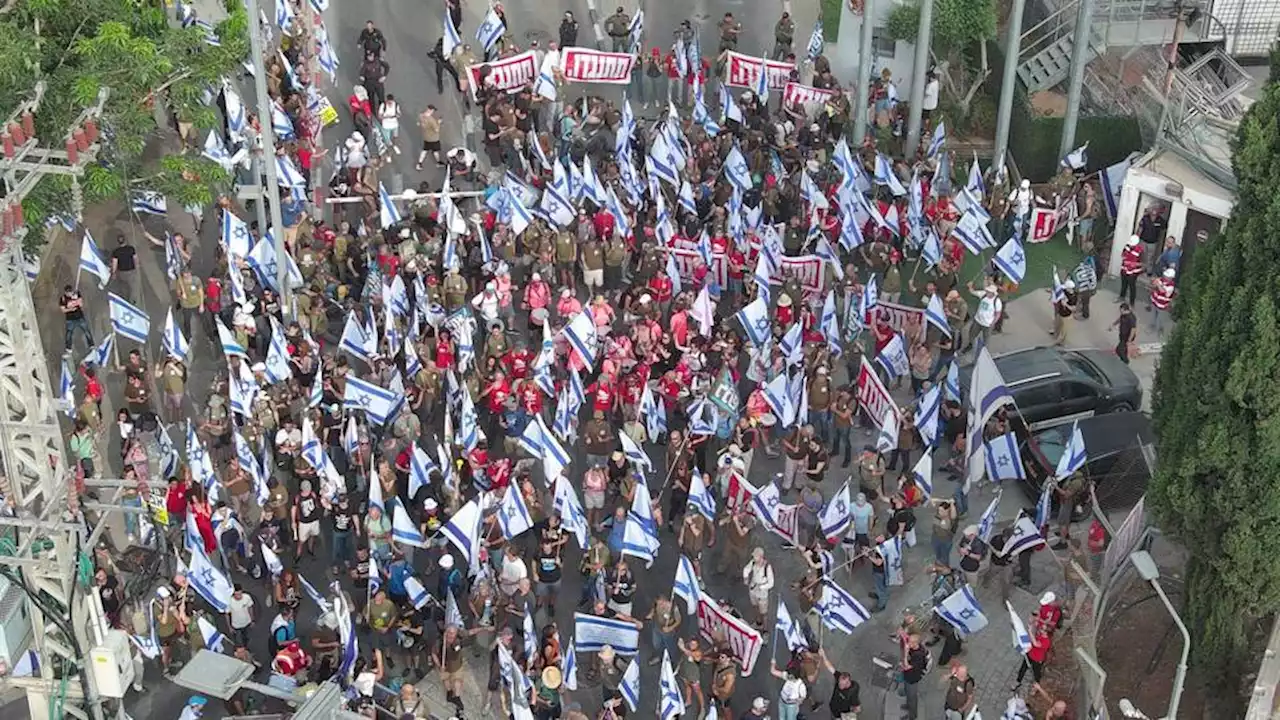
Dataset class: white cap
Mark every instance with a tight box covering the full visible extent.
[1162,268,1176,279]
[1063,279,1075,290]
[439,554,454,569]
[531,272,541,282]
[1127,234,1140,247]
[1020,178,1031,189]
[424,498,439,511]
[752,698,769,711]
[1040,591,1056,605]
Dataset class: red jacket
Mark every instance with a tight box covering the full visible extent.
[1120,245,1143,276]
[1150,277,1175,310]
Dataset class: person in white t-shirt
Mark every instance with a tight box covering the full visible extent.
[769,662,809,720]
[225,584,256,646]
[965,282,1003,352]
[377,94,402,155]
[922,71,940,119]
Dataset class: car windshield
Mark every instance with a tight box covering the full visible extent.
[1032,425,1070,469]
[1064,353,1105,383]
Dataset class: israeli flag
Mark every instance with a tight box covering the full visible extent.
[762,373,793,423]
[1007,600,1033,654]
[995,238,1026,285]
[640,384,667,442]
[807,20,825,58]
[928,121,947,159]
[777,601,810,652]
[270,101,295,140]
[693,79,720,135]
[673,554,702,614]
[723,145,752,192]
[378,183,401,229]
[221,210,252,259]
[945,360,961,403]
[187,548,232,612]
[876,333,909,379]
[819,480,852,542]
[498,483,535,540]
[108,293,150,344]
[202,129,232,170]
[687,469,716,521]
[260,542,284,578]
[879,535,904,585]
[162,308,189,363]
[79,231,110,289]
[131,191,167,216]
[984,432,1025,481]
[965,347,1015,488]
[935,586,989,636]
[317,26,340,82]
[1062,142,1089,170]
[924,294,951,337]
[752,482,799,545]
[343,375,404,425]
[913,451,934,498]
[562,310,599,372]
[952,208,995,254]
[392,503,427,548]
[275,0,294,31]
[298,573,332,613]
[1005,513,1047,558]
[1055,421,1088,479]
[551,477,589,550]
[409,444,436,498]
[441,500,483,575]
[215,318,248,361]
[443,8,462,56]
[753,253,772,305]
[977,489,1002,542]
[620,657,641,713]
[874,153,907,196]
[818,579,871,633]
[404,576,433,611]
[264,320,292,384]
[560,641,579,691]
[753,55,770,101]
[339,311,377,365]
[476,6,505,51]
[622,479,660,565]
[735,297,771,346]
[815,236,844,282]
[1035,480,1053,530]
[581,155,607,206]
[197,616,225,653]
[58,361,74,417]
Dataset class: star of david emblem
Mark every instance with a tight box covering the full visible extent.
[198,567,216,586]
[118,310,136,325]
[480,19,497,34]
[835,500,847,515]
[1011,250,1025,265]
[997,456,1011,468]
[754,317,770,332]
[825,592,844,610]
[767,495,780,509]
[956,607,978,620]
[352,393,372,408]
[233,226,248,242]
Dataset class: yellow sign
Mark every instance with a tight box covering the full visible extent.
[317,96,339,127]
[148,488,169,526]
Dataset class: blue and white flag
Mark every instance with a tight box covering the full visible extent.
[270,101,295,140]
[562,310,598,372]
[927,121,947,159]
[752,482,800,545]
[317,26,340,82]
[723,145,752,192]
[819,480,852,542]
[753,56,770,102]
[659,651,685,720]
[874,153,907,195]
[807,20,825,58]
[216,318,248,361]
[945,360,961,403]
[187,548,232,612]
[441,500,483,575]
[108,293,150,343]
[673,554,702,613]
[343,375,404,425]
[984,432,1025,481]
[753,253,772,305]
[965,153,985,197]
[995,238,1026,285]
[687,469,716,521]
[444,589,464,629]
[1007,600,1033,654]
[876,333,909,379]
[776,601,809,652]
[379,183,401,229]
[573,612,641,655]
[879,535,904,585]
[298,573,332,613]
[409,444,436,498]
[620,657,641,713]
[1004,513,1047,558]
[912,451,934,498]
[162,308,189,363]
[735,297,771,346]
[197,615,225,653]
[498,483,535,540]
[965,347,1015,488]
[275,0,294,31]
[476,6,505,52]
[818,579,871,633]
[443,8,463,56]
[952,208,995,254]
[1062,142,1089,170]
[221,210,252,258]
[779,323,803,367]
[264,319,292,384]
[58,361,74,417]
[202,129,235,170]
[628,8,645,52]
[762,373,792,424]
[1035,480,1053,530]
[925,294,951,337]
[935,585,989,636]
[131,191,167,216]
[78,231,110,289]
[392,503,427,548]
[337,595,359,679]
[524,606,538,660]
[622,479,660,565]
[719,83,743,124]
[916,385,941,448]
[405,576,433,610]
[977,489,1002,542]
[554,476,590,549]
[339,311,377,365]
[1055,421,1088,479]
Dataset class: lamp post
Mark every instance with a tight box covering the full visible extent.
[1129,550,1190,720]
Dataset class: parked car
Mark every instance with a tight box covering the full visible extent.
[961,346,1144,431]
[1013,411,1156,519]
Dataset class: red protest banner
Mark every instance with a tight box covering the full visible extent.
[560,47,636,84]
[783,82,836,108]
[697,596,764,675]
[467,50,537,100]
[856,356,900,425]
[723,51,795,90]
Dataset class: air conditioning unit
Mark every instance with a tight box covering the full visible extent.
[0,574,33,668]
[88,630,135,699]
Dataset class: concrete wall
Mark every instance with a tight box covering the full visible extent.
[830,0,918,98]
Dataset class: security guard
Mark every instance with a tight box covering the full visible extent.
[605,7,631,52]
[773,13,795,60]
[718,13,742,53]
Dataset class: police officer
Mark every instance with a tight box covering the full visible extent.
[773,12,795,60]
[605,7,631,52]
[559,11,580,48]
[718,12,742,53]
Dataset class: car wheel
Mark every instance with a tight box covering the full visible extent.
[1106,402,1134,413]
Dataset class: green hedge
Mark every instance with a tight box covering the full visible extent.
[822,0,843,42]
[985,44,1144,182]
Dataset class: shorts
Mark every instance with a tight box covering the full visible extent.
[536,580,561,597]
[607,599,633,617]
[749,590,770,614]
[585,490,606,510]
[423,140,442,152]
[583,268,604,288]
[440,668,463,686]
[298,520,321,543]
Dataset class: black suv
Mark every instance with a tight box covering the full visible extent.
[961,346,1144,432]
[1013,411,1155,517]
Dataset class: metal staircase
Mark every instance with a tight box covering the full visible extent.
[1017,0,1221,94]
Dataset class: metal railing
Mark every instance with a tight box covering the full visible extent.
[1018,0,1211,67]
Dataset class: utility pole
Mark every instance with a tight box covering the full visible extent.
[1059,0,1095,158]
[244,0,291,309]
[993,0,1027,169]
[852,0,876,145]
[0,82,110,720]
[904,0,935,158]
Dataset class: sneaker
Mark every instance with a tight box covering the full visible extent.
[393,145,401,155]
[415,164,423,172]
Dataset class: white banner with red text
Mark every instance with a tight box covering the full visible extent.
[664,245,827,297]
[871,301,925,336]
[559,47,637,84]
[783,82,836,108]
[723,51,795,90]
[467,50,537,100]
[856,356,900,426]
[697,596,764,675]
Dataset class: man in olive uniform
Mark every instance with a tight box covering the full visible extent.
[605,7,631,52]
[174,268,204,340]
[718,13,742,53]
[555,229,577,289]
[773,13,794,61]
[808,366,833,445]
[582,239,606,293]
[443,267,468,311]
[604,235,628,290]
[583,410,616,469]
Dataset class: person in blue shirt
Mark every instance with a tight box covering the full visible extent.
[438,552,466,599]
[386,553,412,605]
[605,506,628,556]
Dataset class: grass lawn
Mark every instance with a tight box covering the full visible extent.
[822,0,843,42]
[957,232,1084,300]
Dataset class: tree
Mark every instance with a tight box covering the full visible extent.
[886,0,996,121]
[1148,47,1280,713]
[0,0,250,249]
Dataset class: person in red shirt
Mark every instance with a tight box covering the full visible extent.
[435,328,456,370]
[775,293,795,327]
[519,379,543,415]
[165,475,191,529]
[504,343,534,380]
[81,365,104,414]
[647,271,674,309]
[593,207,615,240]
[481,371,512,415]
[587,375,616,417]
[204,276,223,339]
[1035,592,1064,635]
[1014,623,1053,691]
